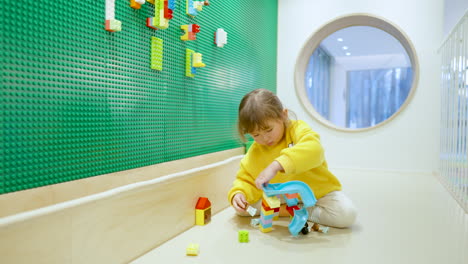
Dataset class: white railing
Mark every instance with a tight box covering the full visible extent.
[440,10,468,213]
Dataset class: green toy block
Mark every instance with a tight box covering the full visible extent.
[185,48,194,77]
[238,230,249,243]
[151,37,163,70]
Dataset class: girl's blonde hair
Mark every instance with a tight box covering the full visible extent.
[237,89,290,142]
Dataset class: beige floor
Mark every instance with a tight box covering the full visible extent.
[131,169,468,264]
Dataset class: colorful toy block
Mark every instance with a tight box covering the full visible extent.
[250,218,260,227]
[163,0,173,19]
[285,193,299,199]
[192,53,205,67]
[105,19,122,32]
[263,194,281,208]
[146,17,158,30]
[195,197,211,225]
[238,230,249,243]
[259,181,318,237]
[105,0,121,32]
[150,37,163,71]
[186,243,199,256]
[259,194,278,233]
[130,0,143,9]
[180,24,200,41]
[214,28,228,47]
[185,49,205,77]
[246,205,257,216]
[147,0,175,30]
[187,0,209,17]
[185,49,195,77]
[286,205,300,216]
[168,0,176,9]
[311,223,329,234]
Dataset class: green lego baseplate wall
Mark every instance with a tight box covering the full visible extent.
[0,0,278,194]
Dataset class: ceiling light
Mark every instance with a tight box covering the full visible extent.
[346,52,351,56]
[342,46,348,50]
[337,38,343,42]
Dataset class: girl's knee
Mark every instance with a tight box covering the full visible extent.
[312,196,358,228]
[333,205,357,228]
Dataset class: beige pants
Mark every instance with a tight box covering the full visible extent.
[237,191,357,228]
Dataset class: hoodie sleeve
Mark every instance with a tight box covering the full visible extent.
[227,157,263,205]
[275,121,325,174]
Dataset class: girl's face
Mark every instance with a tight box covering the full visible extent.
[250,119,285,147]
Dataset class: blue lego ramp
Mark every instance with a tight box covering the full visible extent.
[263,181,317,207]
[263,181,317,236]
[288,207,308,236]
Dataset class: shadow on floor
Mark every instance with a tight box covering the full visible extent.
[226,210,361,246]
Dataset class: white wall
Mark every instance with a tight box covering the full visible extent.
[444,0,468,37]
[277,0,444,172]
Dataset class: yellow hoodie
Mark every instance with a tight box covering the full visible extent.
[228,120,342,205]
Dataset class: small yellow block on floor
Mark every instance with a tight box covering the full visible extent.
[186,243,199,256]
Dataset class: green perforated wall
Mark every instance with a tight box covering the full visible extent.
[1,0,278,194]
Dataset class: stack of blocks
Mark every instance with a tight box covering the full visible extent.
[186,0,209,17]
[259,193,280,232]
[147,0,175,30]
[195,197,211,225]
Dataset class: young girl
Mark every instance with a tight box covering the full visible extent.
[228,89,357,228]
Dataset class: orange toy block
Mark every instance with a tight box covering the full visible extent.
[130,0,142,9]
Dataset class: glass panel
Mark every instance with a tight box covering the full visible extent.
[304,26,413,129]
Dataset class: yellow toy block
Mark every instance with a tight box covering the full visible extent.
[263,193,280,208]
[150,37,163,70]
[195,208,211,225]
[195,197,211,225]
[105,19,122,32]
[273,212,279,221]
[152,0,169,29]
[259,225,272,233]
[192,53,205,67]
[261,206,275,216]
[180,25,189,40]
[186,243,199,256]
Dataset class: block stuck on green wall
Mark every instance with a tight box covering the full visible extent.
[151,37,163,70]
[0,0,278,194]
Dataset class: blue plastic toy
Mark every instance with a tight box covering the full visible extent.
[263,181,317,236]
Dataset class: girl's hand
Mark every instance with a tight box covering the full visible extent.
[255,161,284,189]
[232,193,248,213]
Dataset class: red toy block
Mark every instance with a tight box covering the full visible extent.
[164,0,173,19]
[190,24,200,33]
[286,205,300,216]
[262,199,272,211]
[188,32,196,40]
[196,197,211,209]
[146,17,158,30]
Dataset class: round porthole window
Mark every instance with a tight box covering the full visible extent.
[295,14,419,131]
